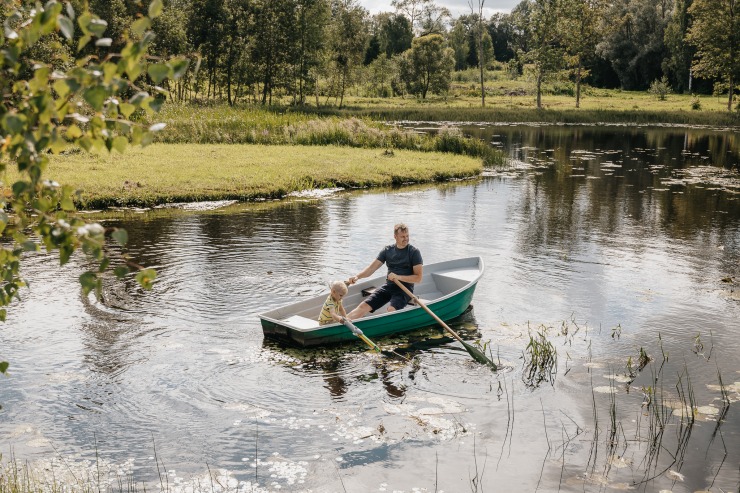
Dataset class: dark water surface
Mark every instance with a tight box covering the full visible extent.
[1,124,739,492]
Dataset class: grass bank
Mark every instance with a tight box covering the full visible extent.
[153,105,503,166]
[39,144,482,209]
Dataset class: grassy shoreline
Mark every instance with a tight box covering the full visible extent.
[39,144,482,209]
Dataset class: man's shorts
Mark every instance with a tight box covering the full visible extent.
[365,282,413,312]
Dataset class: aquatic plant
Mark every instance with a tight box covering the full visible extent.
[522,324,558,387]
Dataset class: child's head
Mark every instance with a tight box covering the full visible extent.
[330,280,348,300]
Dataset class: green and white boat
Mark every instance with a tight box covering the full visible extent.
[259,256,484,347]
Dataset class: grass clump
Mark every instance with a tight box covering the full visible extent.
[523,324,558,387]
[153,104,503,166]
[32,144,483,209]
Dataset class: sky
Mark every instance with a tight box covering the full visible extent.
[358,0,517,17]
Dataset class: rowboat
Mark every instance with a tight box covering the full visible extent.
[259,256,484,347]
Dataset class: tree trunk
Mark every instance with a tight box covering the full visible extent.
[479,25,485,107]
[729,74,734,111]
[575,62,582,108]
[537,71,543,109]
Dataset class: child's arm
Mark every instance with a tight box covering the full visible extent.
[330,307,344,323]
[339,304,347,318]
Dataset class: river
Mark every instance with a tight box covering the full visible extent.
[1,124,738,492]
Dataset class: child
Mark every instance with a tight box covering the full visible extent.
[318,281,348,325]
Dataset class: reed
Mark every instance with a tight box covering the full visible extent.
[153,104,504,166]
[522,324,558,387]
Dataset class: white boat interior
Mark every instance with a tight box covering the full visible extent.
[259,257,483,332]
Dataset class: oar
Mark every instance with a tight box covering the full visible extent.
[341,317,381,353]
[341,317,410,361]
[392,279,497,369]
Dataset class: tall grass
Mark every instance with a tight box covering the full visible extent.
[153,104,504,166]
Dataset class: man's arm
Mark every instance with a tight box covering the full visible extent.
[347,259,383,285]
[388,264,423,284]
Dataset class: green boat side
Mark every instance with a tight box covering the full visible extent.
[260,275,479,347]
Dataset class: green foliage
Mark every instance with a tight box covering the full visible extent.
[687,0,740,111]
[648,76,672,100]
[690,95,701,110]
[523,324,558,387]
[0,1,188,320]
[398,34,454,98]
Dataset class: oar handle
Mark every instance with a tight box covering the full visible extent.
[392,278,465,344]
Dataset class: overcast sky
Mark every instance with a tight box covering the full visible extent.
[358,0,517,17]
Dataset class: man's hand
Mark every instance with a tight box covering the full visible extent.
[387,273,398,282]
[347,276,358,285]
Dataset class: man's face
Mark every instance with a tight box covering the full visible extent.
[395,229,409,247]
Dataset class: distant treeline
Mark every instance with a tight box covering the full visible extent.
[41,0,737,109]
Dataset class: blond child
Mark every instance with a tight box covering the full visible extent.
[318,281,348,325]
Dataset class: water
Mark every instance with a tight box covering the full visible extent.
[1,124,739,492]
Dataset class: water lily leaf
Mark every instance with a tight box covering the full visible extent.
[0,361,8,373]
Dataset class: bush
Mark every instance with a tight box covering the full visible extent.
[691,95,702,110]
[648,76,672,100]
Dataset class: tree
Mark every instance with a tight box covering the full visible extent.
[398,34,455,98]
[0,0,188,397]
[418,3,451,35]
[328,0,368,108]
[514,0,562,109]
[449,18,471,70]
[391,0,433,35]
[596,0,669,90]
[686,0,740,110]
[381,13,414,56]
[488,13,516,62]
[469,0,488,107]
[558,0,606,107]
[663,0,693,93]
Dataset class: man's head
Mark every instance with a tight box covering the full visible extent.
[330,280,348,301]
[394,223,409,248]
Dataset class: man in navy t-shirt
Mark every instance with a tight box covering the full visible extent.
[346,223,423,320]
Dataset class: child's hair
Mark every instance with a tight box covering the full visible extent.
[330,280,348,295]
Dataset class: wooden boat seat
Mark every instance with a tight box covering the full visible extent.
[283,314,319,329]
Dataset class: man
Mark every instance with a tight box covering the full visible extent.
[346,223,423,320]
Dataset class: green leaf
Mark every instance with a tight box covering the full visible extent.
[0,361,8,374]
[21,241,39,252]
[135,268,157,290]
[119,102,136,118]
[57,15,74,40]
[131,18,151,38]
[98,257,110,273]
[2,114,26,134]
[0,310,6,322]
[148,0,164,19]
[83,87,107,111]
[113,266,130,279]
[111,229,128,246]
[66,124,82,139]
[12,181,29,196]
[169,58,190,80]
[88,18,108,37]
[112,136,128,154]
[79,271,97,296]
[147,63,169,84]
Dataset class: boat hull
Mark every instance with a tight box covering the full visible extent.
[259,257,483,347]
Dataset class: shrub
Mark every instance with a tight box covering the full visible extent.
[648,76,672,100]
[691,96,701,110]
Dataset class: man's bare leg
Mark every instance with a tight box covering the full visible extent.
[347,302,373,321]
